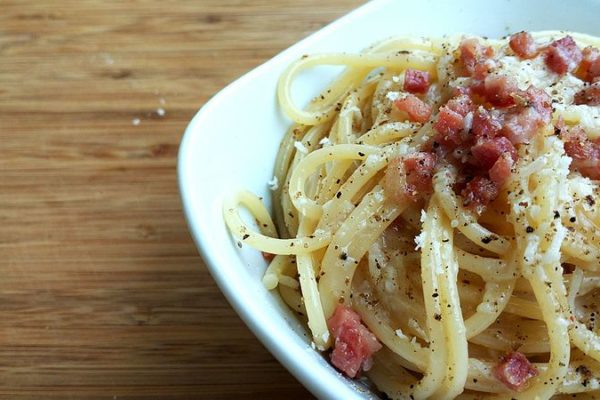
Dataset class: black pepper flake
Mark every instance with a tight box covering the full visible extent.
[432,293,439,298]
[576,364,591,377]
[434,313,442,321]
[554,210,560,219]
[554,125,562,136]
[358,152,365,157]
[336,191,342,199]
[339,252,348,260]
[481,236,493,244]
[242,234,250,240]
[570,216,576,223]
[236,241,242,248]
[526,226,534,233]
[585,195,595,206]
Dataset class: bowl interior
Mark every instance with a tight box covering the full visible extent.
[178,0,600,398]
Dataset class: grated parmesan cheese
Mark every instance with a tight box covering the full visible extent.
[420,210,427,223]
[395,329,408,340]
[294,141,308,154]
[319,137,331,146]
[267,176,279,191]
[386,91,407,102]
[414,232,425,250]
[408,318,426,338]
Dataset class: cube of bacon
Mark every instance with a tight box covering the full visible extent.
[524,85,552,123]
[544,36,583,75]
[461,176,499,211]
[578,46,600,82]
[574,82,600,106]
[471,108,502,139]
[471,137,517,170]
[489,153,515,186]
[561,124,600,179]
[502,87,551,145]
[509,31,539,59]
[434,107,465,148]
[446,94,474,116]
[493,352,538,392]
[403,69,430,94]
[394,94,432,123]
[483,75,518,107]
[327,306,382,378]
[403,152,437,199]
[459,38,495,76]
[384,153,436,202]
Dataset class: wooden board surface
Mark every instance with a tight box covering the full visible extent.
[0,1,363,398]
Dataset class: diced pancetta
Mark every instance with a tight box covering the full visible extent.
[384,153,437,202]
[403,152,437,198]
[471,108,502,139]
[493,352,538,392]
[574,82,600,106]
[502,86,552,144]
[461,176,499,211]
[434,107,465,148]
[509,31,539,59]
[395,95,432,123]
[489,153,515,186]
[327,306,382,378]
[471,136,517,169]
[482,75,518,107]
[578,46,600,82]
[524,85,552,123]
[459,38,495,77]
[544,35,583,75]
[404,69,430,94]
[446,94,474,116]
[561,124,600,179]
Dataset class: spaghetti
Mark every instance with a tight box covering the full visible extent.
[224,31,600,398]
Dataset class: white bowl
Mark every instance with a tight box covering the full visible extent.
[178,0,600,398]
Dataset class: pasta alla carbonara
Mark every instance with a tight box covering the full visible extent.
[224,31,600,398]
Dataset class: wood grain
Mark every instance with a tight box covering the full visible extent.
[0,1,363,398]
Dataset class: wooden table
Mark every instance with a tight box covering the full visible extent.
[0,1,363,398]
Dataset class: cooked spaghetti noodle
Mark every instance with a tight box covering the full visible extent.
[224,31,600,398]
